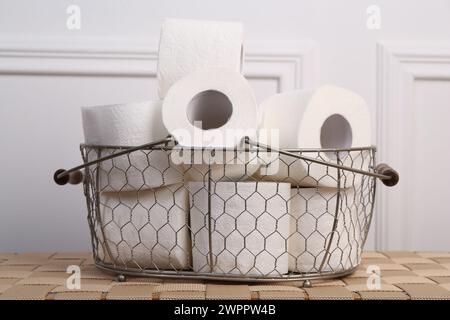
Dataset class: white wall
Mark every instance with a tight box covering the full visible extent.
[0,0,449,252]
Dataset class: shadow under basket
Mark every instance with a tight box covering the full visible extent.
[55,137,398,283]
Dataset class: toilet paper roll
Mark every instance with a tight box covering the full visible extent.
[258,85,371,187]
[99,183,191,270]
[288,187,362,273]
[189,181,290,276]
[163,67,257,148]
[82,101,183,191]
[157,18,244,99]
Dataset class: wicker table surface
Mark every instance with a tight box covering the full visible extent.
[1,251,450,300]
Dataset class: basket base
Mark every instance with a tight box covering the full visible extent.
[94,261,358,283]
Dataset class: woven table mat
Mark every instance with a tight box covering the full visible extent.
[1,251,450,300]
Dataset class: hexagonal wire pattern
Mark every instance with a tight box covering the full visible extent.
[80,140,376,282]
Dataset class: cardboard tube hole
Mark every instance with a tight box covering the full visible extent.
[320,114,353,158]
[187,90,233,130]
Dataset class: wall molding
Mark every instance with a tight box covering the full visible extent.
[0,36,318,92]
[375,42,450,250]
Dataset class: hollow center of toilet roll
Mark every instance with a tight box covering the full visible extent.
[187,90,233,130]
[320,114,353,159]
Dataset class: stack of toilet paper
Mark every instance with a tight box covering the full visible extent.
[159,19,257,149]
[80,18,371,275]
[82,19,257,271]
[82,101,190,269]
[257,85,372,273]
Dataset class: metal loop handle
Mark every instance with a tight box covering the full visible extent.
[374,163,399,187]
[53,136,399,187]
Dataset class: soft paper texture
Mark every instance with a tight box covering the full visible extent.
[98,183,191,270]
[189,181,290,276]
[178,149,260,182]
[258,85,371,187]
[82,100,183,191]
[288,187,362,273]
[163,68,257,148]
[157,18,243,98]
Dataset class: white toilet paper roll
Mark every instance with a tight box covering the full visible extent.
[163,67,257,148]
[288,187,362,273]
[82,101,183,191]
[99,183,191,270]
[157,18,244,99]
[258,85,371,187]
[189,181,290,276]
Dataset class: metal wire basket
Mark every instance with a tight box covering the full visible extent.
[54,137,398,283]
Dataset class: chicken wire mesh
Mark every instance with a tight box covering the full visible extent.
[80,141,376,281]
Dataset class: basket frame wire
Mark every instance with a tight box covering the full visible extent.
[79,138,377,282]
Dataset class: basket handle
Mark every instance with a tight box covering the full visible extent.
[53,137,174,186]
[54,168,84,185]
[53,136,400,187]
